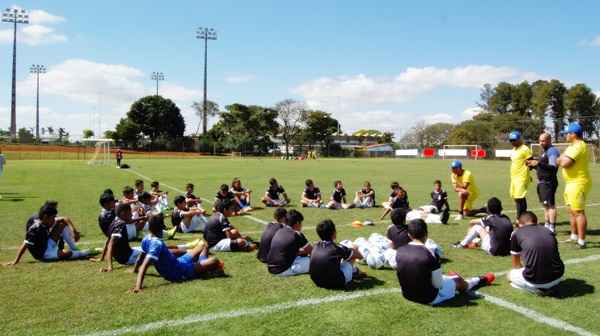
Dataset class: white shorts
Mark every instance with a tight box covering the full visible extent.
[126,224,138,241]
[480,235,491,254]
[304,200,321,208]
[355,198,374,208]
[180,215,207,233]
[340,260,354,284]
[276,256,311,277]
[127,247,143,265]
[407,209,442,224]
[268,199,287,207]
[210,238,233,252]
[431,276,457,305]
[508,268,562,293]
[43,239,60,260]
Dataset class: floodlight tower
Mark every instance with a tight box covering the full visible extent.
[30,64,46,140]
[196,27,217,135]
[2,7,29,140]
[151,72,165,96]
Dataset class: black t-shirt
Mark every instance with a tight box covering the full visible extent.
[386,224,410,249]
[108,218,134,265]
[536,146,559,183]
[267,226,308,274]
[481,214,513,256]
[171,207,185,228]
[390,192,410,209]
[204,213,232,247]
[304,187,321,200]
[430,190,448,211]
[216,191,235,201]
[395,243,440,304]
[510,224,564,284]
[24,220,50,260]
[267,185,285,200]
[185,191,198,200]
[332,188,346,203]
[98,208,116,238]
[361,188,375,202]
[26,214,38,231]
[257,222,284,263]
[310,240,353,289]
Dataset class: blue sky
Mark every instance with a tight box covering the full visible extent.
[1,0,599,138]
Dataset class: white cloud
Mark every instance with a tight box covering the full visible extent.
[224,74,256,84]
[0,8,67,46]
[421,113,455,125]
[28,9,65,24]
[462,106,484,119]
[579,36,600,47]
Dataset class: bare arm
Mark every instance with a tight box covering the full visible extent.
[131,257,151,293]
[4,243,27,266]
[511,254,522,268]
[558,155,574,168]
[101,237,115,272]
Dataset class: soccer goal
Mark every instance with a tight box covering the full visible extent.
[83,139,114,166]
[531,142,597,163]
[440,144,482,160]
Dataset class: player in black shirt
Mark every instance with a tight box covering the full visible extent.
[231,178,253,212]
[395,219,494,305]
[204,199,257,252]
[172,195,207,233]
[327,180,355,209]
[7,204,92,265]
[99,192,117,237]
[353,181,376,208]
[310,219,364,289]
[214,184,238,213]
[267,210,312,276]
[380,182,409,219]
[508,211,564,294]
[452,197,513,256]
[261,177,290,207]
[387,208,410,249]
[430,180,449,213]
[101,203,143,272]
[134,179,145,200]
[300,179,322,208]
[257,208,287,263]
[184,183,201,207]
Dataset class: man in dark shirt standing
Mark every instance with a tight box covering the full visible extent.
[508,211,564,294]
[526,132,561,232]
[267,210,312,276]
[395,219,494,305]
[257,208,287,263]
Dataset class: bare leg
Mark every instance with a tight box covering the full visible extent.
[569,209,578,238]
[574,210,587,242]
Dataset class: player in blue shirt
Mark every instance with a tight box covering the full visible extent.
[131,214,224,293]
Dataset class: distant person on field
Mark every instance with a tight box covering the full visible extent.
[310,219,365,289]
[508,211,564,295]
[558,122,592,249]
[267,209,312,276]
[204,199,257,252]
[452,197,513,256]
[450,160,486,220]
[134,179,145,200]
[354,181,375,208]
[131,214,224,293]
[327,180,355,209]
[300,179,322,208]
[395,219,495,305]
[262,177,290,207]
[380,182,409,219]
[116,149,123,168]
[404,180,450,224]
[231,178,253,212]
[257,208,288,263]
[509,130,533,219]
[184,183,201,207]
[150,181,169,211]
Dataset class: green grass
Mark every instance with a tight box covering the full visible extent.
[0,158,599,336]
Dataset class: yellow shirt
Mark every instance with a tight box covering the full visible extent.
[451,169,479,197]
[510,144,532,183]
[562,140,591,185]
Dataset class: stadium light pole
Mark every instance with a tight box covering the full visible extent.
[2,7,29,140]
[151,72,165,96]
[30,64,46,141]
[196,27,217,135]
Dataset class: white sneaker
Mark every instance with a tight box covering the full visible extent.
[453,214,463,221]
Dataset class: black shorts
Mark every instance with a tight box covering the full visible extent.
[537,181,557,207]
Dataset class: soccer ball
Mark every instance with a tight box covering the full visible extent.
[366,252,386,269]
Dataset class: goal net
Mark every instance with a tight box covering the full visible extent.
[440,144,481,160]
[531,142,597,163]
[83,139,114,166]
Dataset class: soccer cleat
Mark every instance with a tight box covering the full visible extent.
[451,242,464,249]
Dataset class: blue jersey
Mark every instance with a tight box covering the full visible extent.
[141,236,195,282]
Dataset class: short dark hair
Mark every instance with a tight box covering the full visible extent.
[286,209,304,226]
[215,198,235,213]
[151,181,159,188]
[333,180,342,187]
[148,214,164,236]
[434,180,442,186]
[186,183,194,189]
[99,193,115,207]
[391,208,408,226]
[269,177,277,186]
[518,211,538,225]
[174,195,186,206]
[135,179,144,187]
[116,203,131,217]
[103,189,114,196]
[43,200,58,209]
[390,181,400,189]
[407,219,428,241]
[487,197,502,215]
[220,184,229,192]
[305,179,313,187]
[38,204,58,219]
[273,208,287,221]
[316,219,336,241]
[139,192,152,202]
[123,186,134,195]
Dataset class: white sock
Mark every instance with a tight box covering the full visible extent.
[466,277,481,291]
[70,250,90,259]
[61,227,79,251]
[578,239,586,246]
[570,234,578,241]
[460,227,480,246]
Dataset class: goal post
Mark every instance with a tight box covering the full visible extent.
[440,144,481,160]
[82,138,114,166]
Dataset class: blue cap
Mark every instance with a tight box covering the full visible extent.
[563,122,583,137]
[508,131,521,141]
[450,160,462,169]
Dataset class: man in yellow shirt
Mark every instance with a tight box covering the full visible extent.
[509,131,533,219]
[558,122,592,249]
[450,160,486,220]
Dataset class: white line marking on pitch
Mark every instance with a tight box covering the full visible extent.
[78,254,600,336]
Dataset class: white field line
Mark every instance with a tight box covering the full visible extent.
[78,254,600,336]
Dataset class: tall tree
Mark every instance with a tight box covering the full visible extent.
[489,82,514,114]
[275,99,308,158]
[192,100,220,135]
[114,118,141,149]
[565,84,598,138]
[546,80,567,139]
[477,83,495,112]
[128,95,185,146]
[58,128,69,143]
[303,111,340,156]
[531,80,550,131]
[216,103,279,154]
[511,81,533,117]
[82,129,95,139]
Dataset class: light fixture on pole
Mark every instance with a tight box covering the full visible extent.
[30,64,46,141]
[196,27,217,135]
[151,72,165,96]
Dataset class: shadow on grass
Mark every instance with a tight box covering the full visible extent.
[347,275,386,291]
[584,229,600,236]
[549,278,594,299]
[436,291,481,307]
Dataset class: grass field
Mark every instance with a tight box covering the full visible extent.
[0,158,599,336]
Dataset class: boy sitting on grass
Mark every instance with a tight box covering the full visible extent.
[204,199,257,252]
[6,204,93,265]
[231,178,253,212]
[214,184,240,214]
[452,197,513,256]
[172,195,208,233]
[310,219,364,289]
[257,208,288,263]
[262,177,290,207]
[185,183,201,207]
[380,182,410,219]
[267,209,312,276]
[134,179,145,200]
[353,181,376,208]
[300,179,322,208]
[98,192,117,238]
[100,203,144,272]
[150,181,169,212]
[327,180,355,209]
[131,214,224,293]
